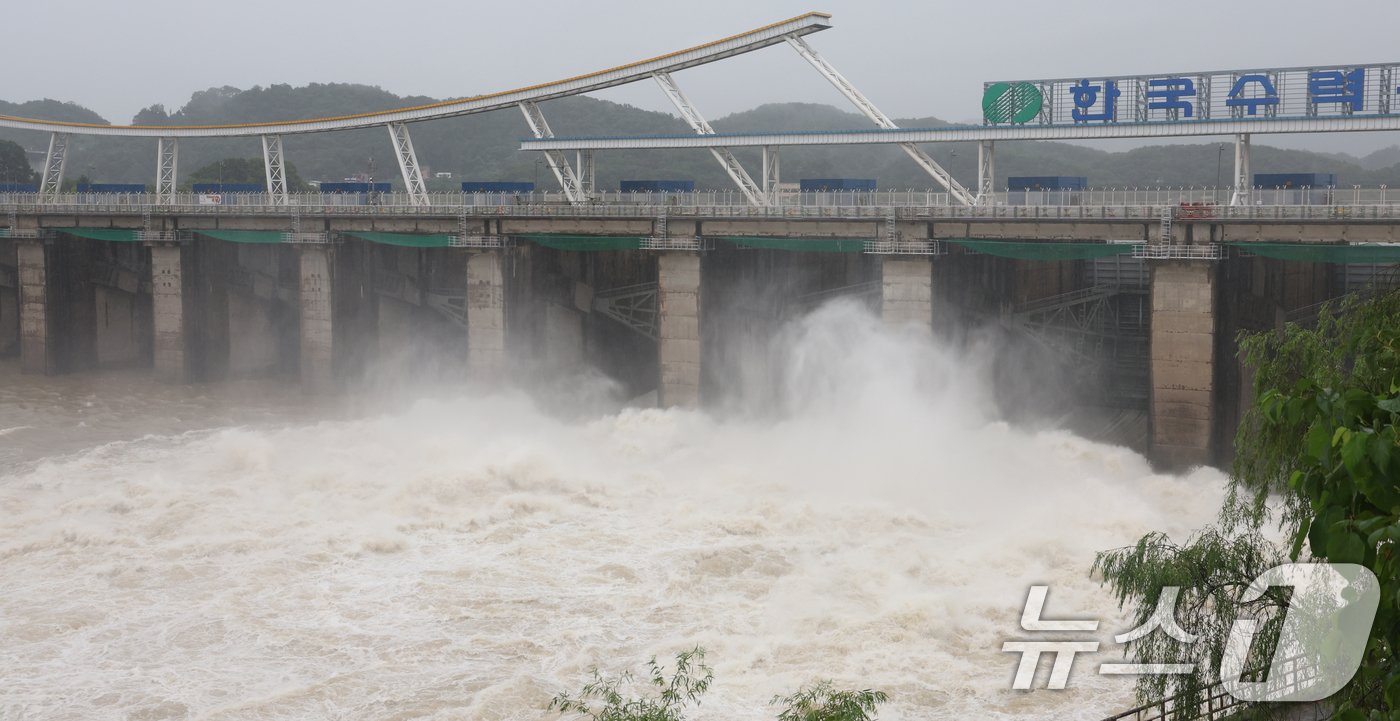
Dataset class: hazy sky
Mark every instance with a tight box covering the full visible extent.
[6,0,1400,154]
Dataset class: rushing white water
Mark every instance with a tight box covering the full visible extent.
[0,301,1226,721]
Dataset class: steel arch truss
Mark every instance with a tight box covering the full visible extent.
[156,137,178,205]
[262,135,289,206]
[519,101,589,204]
[40,132,70,203]
[785,35,976,206]
[388,122,430,207]
[653,72,767,206]
[0,13,831,138]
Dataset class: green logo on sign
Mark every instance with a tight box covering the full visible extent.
[983,82,1043,124]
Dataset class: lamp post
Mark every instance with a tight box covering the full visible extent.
[367,156,377,205]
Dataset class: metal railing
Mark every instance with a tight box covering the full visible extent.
[1134,244,1225,260]
[2,190,1399,234]
[1,186,1397,211]
[1100,655,1322,721]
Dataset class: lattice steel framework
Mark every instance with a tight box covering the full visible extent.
[156,137,178,205]
[785,35,977,206]
[388,122,430,207]
[519,101,588,204]
[592,282,659,340]
[653,71,767,206]
[39,132,69,203]
[261,135,289,206]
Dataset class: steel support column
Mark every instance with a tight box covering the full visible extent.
[156,137,178,205]
[977,140,995,205]
[388,122,430,207]
[1230,133,1252,206]
[785,35,976,206]
[39,133,69,203]
[578,149,595,197]
[762,146,781,203]
[653,72,767,206]
[519,101,587,204]
[262,135,289,206]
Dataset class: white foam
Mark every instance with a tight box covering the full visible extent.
[0,301,1226,720]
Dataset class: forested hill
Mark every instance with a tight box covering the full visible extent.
[4,83,1400,190]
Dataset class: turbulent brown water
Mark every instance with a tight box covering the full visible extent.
[0,302,1226,720]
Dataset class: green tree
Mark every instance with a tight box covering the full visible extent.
[548,647,713,721]
[183,157,309,191]
[0,139,36,185]
[772,681,888,721]
[1096,290,1400,717]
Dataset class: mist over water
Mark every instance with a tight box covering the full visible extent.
[0,300,1227,721]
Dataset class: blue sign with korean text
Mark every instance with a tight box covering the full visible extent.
[983,63,1399,126]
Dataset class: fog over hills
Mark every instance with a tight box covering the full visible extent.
[5,84,1400,190]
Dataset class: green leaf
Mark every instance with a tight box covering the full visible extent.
[1377,397,1400,413]
[1328,528,1367,564]
[1368,433,1393,472]
[1290,516,1311,561]
[1307,423,1333,463]
[1309,514,1332,558]
[1343,432,1371,475]
[1358,475,1400,512]
[1385,673,1400,709]
[1332,708,1365,721]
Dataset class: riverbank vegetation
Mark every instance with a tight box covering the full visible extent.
[1096,290,1400,719]
[548,647,887,721]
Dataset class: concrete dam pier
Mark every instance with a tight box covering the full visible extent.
[0,205,1392,471]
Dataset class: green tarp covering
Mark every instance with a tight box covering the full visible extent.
[1228,242,1400,264]
[946,239,1137,260]
[197,229,285,244]
[522,234,644,251]
[59,228,141,242]
[717,236,868,253]
[346,231,454,248]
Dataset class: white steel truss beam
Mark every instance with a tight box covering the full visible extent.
[577,149,595,196]
[519,101,587,204]
[522,113,1400,152]
[762,146,781,203]
[156,137,178,205]
[1231,133,1252,206]
[39,132,69,203]
[388,122,430,207]
[977,140,995,205]
[262,135,289,206]
[653,71,766,206]
[785,35,976,206]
